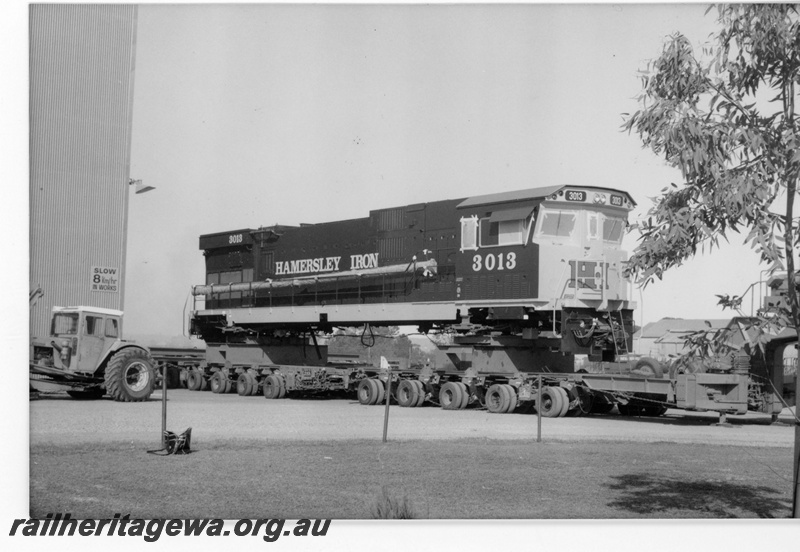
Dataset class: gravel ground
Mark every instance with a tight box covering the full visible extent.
[29,388,797,448]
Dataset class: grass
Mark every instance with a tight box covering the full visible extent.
[30,438,794,519]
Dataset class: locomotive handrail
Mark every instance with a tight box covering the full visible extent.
[191,259,438,296]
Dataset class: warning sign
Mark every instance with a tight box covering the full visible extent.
[90,266,120,293]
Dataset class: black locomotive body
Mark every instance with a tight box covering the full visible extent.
[191,185,637,364]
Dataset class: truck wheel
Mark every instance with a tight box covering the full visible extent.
[633,357,664,379]
[357,378,379,405]
[439,381,464,410]
[396,380,419,407]
[104,348,155,402]
[67,387,105,400]
[537,387,564,418]
[263,375,283,399]
[185,370,199,390]
[484,384,508,413]
[554,387,570,417]
[236,374,251,396]
[209,372,225,394]
[374,379,386,404]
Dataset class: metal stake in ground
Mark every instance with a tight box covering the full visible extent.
[381,357,391,443]
[537,374,542,443]
[161,364,167,448]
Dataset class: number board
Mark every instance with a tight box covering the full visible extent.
[564,190,586,202]
[610,194,624,207]
[199,230,253,250]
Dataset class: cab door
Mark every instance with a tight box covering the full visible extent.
[77,314,107,372]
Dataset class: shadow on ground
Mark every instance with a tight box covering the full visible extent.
[605,473,791,518]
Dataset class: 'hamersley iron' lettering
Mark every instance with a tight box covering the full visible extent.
[274,253,380,276]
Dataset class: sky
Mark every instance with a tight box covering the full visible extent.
[116,2,768,337]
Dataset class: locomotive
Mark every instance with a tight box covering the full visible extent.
[191,184,637,365]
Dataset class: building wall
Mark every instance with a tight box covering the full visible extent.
[29,4,138,338]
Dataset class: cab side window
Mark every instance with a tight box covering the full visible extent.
[105,318,119,338]
[85,315,103,336]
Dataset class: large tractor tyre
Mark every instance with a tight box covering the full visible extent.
[633,357,664,379]
[439,381,464,410]
[104,348,156,402]
[357,378,380,405]
[67,387,105,400]
[485,384,509,414]
[501,384,518,413]
[236,374,251,396]
[263,375,284,399]
[396,380,420,408]
[455,382,471,410]
[209,372,226,394]
[412,380,427,407]
[537,387,565,418]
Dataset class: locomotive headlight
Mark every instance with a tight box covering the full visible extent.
[593,193,607,204]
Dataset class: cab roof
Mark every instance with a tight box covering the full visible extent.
[456,185,636,209]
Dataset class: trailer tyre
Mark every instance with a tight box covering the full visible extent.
[209,372,226,394]
[439,382,464,410]
[554,387,570,417]
[502,384,518,413]
[633,357,664,379]
[263,375,284,399]
[397,379,419,408]
[485,384,509,414]
[456,382,471,410]
[236,374,251,396]
[104,348,156,402]
[357,378,380,405]
[537,387,564,418]
[185,370,199,390]
[412,380,427,407]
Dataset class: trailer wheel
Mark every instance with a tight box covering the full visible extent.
[248,373,260,395]
[633,357,664,379]
[537,387,564,418]
[456,382,471,409]
[412,380,427,407]
[104,348,156,402]
[553,387,570,417]
[185,370,199,390]
[209,371,225,394]
[357,378,379,405]
[502,384,518,413]
[485,384,508,413]
[236,374,251,396]
[397,380,419,407]
[439,382,463,410]
[374,379,386,405]
[224,377,233,394]
[263,374,284,399]
[67,387,105,400]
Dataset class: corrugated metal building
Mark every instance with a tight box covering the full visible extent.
[29,4,138,339]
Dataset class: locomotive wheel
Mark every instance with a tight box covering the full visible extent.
[632,357,664,379]
[502,384,518,413]
[236,374,251,396]
[104,348,156,402]
[357,378,379,405]
[439,382,464,410]
[455,382,470,409]
[263,375,283,399]
[396,380,419,407]
[412,380,427,407]
[537,387,564,418]
[553,387,570,417]
[484,384,508,413]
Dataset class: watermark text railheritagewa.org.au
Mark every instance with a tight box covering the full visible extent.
[9,514,331,542]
